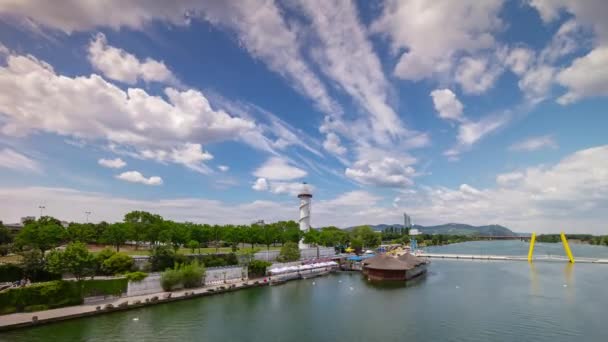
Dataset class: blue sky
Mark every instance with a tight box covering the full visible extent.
[0,0,607,233]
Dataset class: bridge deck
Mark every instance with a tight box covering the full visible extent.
[419,253,608,264]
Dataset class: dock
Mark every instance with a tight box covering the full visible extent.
[418,253,608,264]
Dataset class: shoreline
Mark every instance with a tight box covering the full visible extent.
[0,278,268,332]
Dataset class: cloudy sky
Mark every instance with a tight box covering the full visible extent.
[0,0,607,233]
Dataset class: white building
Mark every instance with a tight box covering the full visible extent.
[297,183,312,249]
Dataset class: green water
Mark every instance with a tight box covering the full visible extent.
[3,241,608,341]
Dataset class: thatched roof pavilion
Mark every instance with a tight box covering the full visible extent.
[362,254,428,281]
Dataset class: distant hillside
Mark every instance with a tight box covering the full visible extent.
[346,223,517,237]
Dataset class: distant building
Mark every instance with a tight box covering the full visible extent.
[409,229,421,236]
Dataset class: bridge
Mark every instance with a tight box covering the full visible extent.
[418,253,608,264]
[473,235,531,241]
[418,232,602,264]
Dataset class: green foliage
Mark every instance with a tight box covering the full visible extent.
[124,271,148,282]
[0,278,127,314]
[319,227,349,247]
[278,241,300,262]
[0,222,12,244]
[149,245,187,272]
[0,263,23,282]
[101,252,134,275]
[45,242,97,280]
[19,249,61,282]
[80,278,128,297]
[181,261,205,288]
[160,268,182,291]
[101,223,130,252]
[350,226,381,248]
[187,240,199,253]
[15,216,65,253]
[248,260,272,277]
[192,253,238,267]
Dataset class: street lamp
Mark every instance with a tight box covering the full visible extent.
[38,205,46,218]
[85,211,91,223]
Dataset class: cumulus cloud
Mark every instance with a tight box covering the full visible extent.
[430,89,464,122]
[253,157,307,181]
[455,55,504,94]
[556,46,608,104]
[346,156,416,188]
[252,177,268,191]
[116,171,163,186]
[218,165,229,172]
[88,33,175,85]
[98,157,126,169]
[0,52,254,172]
[322,132,347,156]
[0,148,40,173]
[372,0,504,81]
[509,135,558,152]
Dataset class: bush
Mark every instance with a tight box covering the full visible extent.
[150,245,187,272]
[80,278,128,297]
[101,252,134,275]
[192,253,238,267]
[181,262,205,289]
[24,304,49,312]
[278,242,300,262]
[248,260,272,277]
[124,271,148,282]
[160,268,182,291]
[95,248,116,275]
[0,280,82,314]
[0,263,23,282]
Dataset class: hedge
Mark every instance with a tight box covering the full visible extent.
[0,278,129,315]
[0,264,61,283]
[191,253,238,267]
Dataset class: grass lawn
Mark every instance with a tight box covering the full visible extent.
[0,254,23,264]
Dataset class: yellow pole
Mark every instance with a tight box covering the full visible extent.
[561,232,575,263]
[527,232,536,262]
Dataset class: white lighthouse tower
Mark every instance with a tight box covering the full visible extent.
[297,182,312,249]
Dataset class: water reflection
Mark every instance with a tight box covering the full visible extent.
[529,262,539,296]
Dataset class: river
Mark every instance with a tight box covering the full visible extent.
[2,241,607,341]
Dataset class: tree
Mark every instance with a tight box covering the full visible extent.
[124,211,162,249]
[19,249,46,280]
[351,225,381,249]
[259,223,280,253]
[102,223,129,252]
[46,242,96,280]
[319,227,348,247]
[0,222,12,244]
[190,224,210,254]
[277,241,300,262]
[280,221,301,245]
[66,223,94,243]
[209,224,223,253]
[187,240,199,254]
[243,225,261,249]
[101,252,134,275]
[15,216,65,254]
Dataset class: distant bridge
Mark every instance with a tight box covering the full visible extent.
[473,236,531,241]
[418,253,608,264]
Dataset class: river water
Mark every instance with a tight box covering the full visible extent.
[2,241,608,342]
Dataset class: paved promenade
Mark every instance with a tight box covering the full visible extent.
[0,278,267,332]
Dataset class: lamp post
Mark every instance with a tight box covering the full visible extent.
[85,211,91,223]
[38,205,46,218]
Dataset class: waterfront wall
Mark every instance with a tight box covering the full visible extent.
[254,247,335,261]
[126,265,248,296]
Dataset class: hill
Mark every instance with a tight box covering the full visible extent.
[346,223,517,237]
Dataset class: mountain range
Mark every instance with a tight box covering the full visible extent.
[346,223,517,237]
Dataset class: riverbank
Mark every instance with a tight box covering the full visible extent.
[0,278,268,332]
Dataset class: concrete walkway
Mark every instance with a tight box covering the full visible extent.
[0,278,267,331]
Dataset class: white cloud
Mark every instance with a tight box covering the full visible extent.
[556,46,608,104]
[88,33,175,85]
[496,171,524,186]
[0,148,40,173]
[518,64,556,104]
[509,135,558,152]
[430,89,464,122]
[252,178,268,191]
[199,1,340,117]
[253,157,307,181]
[455,55,504,94]
[0,52,255,172]
[322,132,347,156]
[296,0,405,141]
[445,114,510,158]
[504,47,535,76]
[372,0,504,81]
[116,171,163,186]
[98,157,126,169]
[345,156,416,188]
[218,165,229,172]
[403,145,608,233]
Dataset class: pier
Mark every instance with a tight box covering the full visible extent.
[419,253,608,264]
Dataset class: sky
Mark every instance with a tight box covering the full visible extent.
[0,0,607,234]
